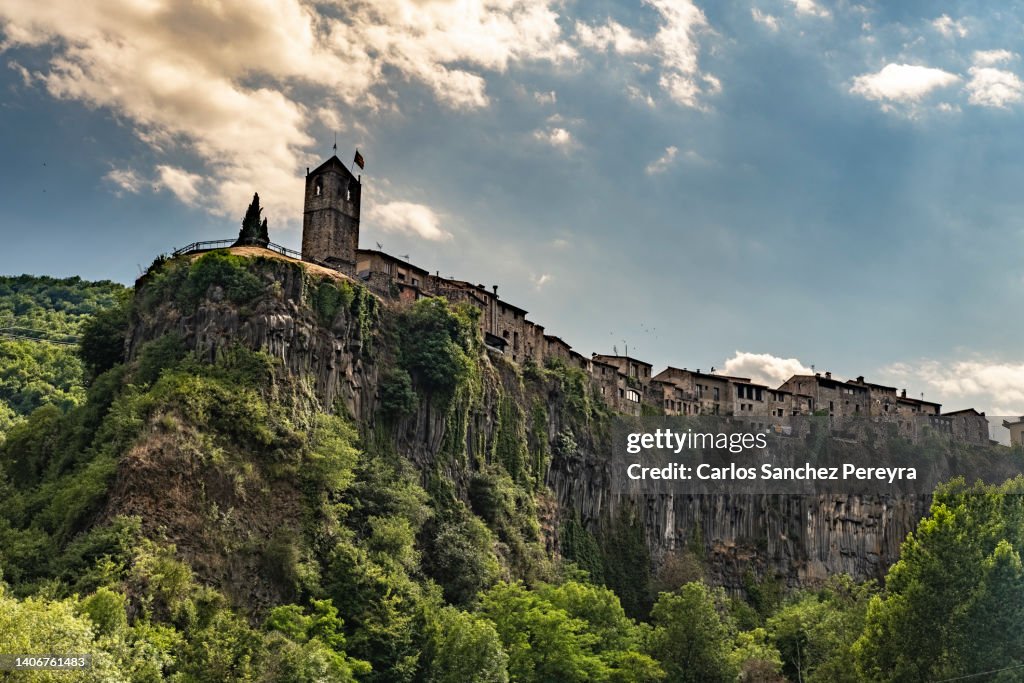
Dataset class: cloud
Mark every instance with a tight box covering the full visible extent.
[881,358,1024,416]
[721,351,813,387]
[533,90,557,105]
[645,145,679,174]
[533,126,574,149]
[7,60,33,86]
[154,165,204,205]
[966,67,1024,108]
[575,20,648,55]
[367,201,452,241]
[972,49,1015,67]
[573,2,717,109]
[648,0,719,108]
[533,273,552,289]
[787,0,830,19]
[931,14,968,38]
[0,0,575,221]
[751,9,780,31]
[104,168,143,195]
[850,63,959,103]
[626,85,656,107]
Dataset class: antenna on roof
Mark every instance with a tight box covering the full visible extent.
[376,241,383,250]
[400,254,410,262]
[333,132,337,154]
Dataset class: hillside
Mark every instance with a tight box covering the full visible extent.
[1,250,1022,682]
[0,275,128,438]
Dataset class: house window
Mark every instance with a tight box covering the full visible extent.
[713,387,720,401]
[626,389,641,403]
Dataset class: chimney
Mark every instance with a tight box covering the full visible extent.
[857,376,864,383]
[825,371,831,379]
[306,167,309,176]
[493,285,499,297]
[901,389,907,398]
[815,372,821,378]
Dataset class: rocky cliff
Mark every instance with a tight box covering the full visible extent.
[125,248,933,598]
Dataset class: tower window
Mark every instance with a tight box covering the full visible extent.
[314,176,323,196]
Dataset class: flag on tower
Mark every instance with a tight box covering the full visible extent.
[353,149,365,170]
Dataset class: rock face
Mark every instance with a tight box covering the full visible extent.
[127,252,930,593]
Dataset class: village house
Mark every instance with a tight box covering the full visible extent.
[292,153,996,442]
[944,409,990,445]
[779,372,871,417]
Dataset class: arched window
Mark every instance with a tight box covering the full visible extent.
[314,176,323,196]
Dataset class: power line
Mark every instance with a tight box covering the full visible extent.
[932,661,1024,682]
[0,330,78,346]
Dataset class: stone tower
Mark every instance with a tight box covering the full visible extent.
[301,156,361,272]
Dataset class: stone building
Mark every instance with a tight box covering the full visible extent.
[356,249,430,302]
[652,367,731,416]
[294,153,998,437]
[846,377,901,418]
[944,409,990,445]
[301,156,361,273]
[779,372,870,417]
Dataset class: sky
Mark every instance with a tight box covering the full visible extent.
[2,0,1024,417]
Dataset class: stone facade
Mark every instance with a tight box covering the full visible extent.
[301,156,361,273]
[780,372,871,417]
[295,153,995,441]
[944,409,990,445]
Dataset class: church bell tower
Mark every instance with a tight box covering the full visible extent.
[301,156,361,273]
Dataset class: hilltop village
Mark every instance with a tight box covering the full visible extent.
[238,154,994,446]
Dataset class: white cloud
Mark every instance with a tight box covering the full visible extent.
[648,0,719,108]
[533,273,552,289]
[7,60,33,86]
[626,85,656,107]
[367,201,451,241]
[533,126,574,149]
[966,67,1024,107]
[931,14,968,38]
[154,165,204,205]
[881,358,1024,417]
[721,351,813,387]
[972,49,1015,67]
[0,0,575,221]
[575,20,648,54]
[533,90,557,105]
[850,63,959,103]
[574,2,718,109]
[751,9,780,31]
[787,0,830,19]
[104,168,143,195]
[645,146,678,174]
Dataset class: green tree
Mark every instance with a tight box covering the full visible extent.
[648,582,738,683]
[0,587,129,682]
[853,477,1024,681]
[78,291,131,381]
[422,605,509,683]
[234,192,270,246]
[480,581,609,683]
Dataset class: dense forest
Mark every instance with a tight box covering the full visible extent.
[1,262,1022,682]
[0,275,128,437]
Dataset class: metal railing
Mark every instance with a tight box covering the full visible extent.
[169,239,336,271]
[172,239,304,260]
